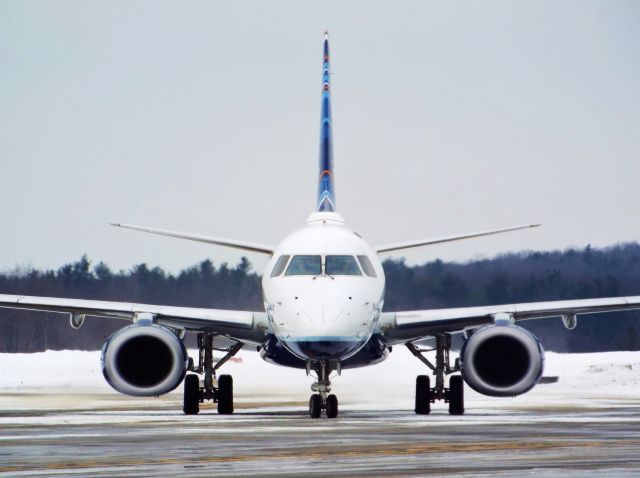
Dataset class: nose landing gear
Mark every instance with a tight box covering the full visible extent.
[308,360,339,418]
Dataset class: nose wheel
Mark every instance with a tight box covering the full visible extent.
[326,393,338,418]
[309,393,338,418]
[308,360,339,418]
[309,394,322,418]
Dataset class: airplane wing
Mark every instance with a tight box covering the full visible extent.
[375,224,540,254]
[0,294,269,345]
[379,296,640,345]
[111,223,274,255]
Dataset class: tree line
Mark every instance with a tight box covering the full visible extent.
[1,243,640,353]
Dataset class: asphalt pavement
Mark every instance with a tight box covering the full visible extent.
[1,393,639,477]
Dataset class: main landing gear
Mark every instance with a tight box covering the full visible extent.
[183,333,243,415]
[308,360,339,419]
[407,333,464,415]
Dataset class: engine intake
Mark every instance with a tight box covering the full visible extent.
[460,324,544,397]
[101,323,188,396]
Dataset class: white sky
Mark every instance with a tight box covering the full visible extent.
[1,1,639,274]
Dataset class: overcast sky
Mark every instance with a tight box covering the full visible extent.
[1,1,639,274]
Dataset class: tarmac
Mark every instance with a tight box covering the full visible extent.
[1,392,640,477]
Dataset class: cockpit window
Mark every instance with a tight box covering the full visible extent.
[285,255,322,276]
[326,255,362,276]
[357,255,377,277]
[270,255,290,277]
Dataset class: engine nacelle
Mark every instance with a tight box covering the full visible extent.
[101,323,188,397]
[460,324,544,397]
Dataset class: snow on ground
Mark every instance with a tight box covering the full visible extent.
[1,348,640,411]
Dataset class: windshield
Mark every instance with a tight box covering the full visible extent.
[285,255,322,276]
[357,255,377,277]
[326,255,362,276]
[270,255,290,277]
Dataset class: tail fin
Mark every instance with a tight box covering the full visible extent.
[317,32,336,212]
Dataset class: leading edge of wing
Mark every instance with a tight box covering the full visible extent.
[0,294,268,344]
[380,295,640,344]
[111,223,274,255]
[375,224,541,254]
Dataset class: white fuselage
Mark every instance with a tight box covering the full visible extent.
[262,212,385,362]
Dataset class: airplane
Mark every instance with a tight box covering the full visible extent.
[2,32,640,419]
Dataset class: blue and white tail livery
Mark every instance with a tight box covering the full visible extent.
[317,32,336,213]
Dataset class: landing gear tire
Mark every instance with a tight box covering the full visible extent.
[326,394,338,419]
[183,374,200,415]
[217,374,234,415]
[448,375,464,415]
[309,394,322,418]
[415,375,431,415]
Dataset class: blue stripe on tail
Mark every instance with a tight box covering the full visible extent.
[317,32,336,212]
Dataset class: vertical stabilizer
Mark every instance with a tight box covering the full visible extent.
[317,32,336,212]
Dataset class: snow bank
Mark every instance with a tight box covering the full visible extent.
[1,348,640,410]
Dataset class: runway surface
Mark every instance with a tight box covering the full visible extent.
[1,395,640,477]
[2,350,640,476]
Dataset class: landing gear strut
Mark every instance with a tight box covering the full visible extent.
[308,360,339,419]
[183,333,243,415]
[407,333,464,415]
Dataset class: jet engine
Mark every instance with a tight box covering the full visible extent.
[101,323,188,396]
[460,324,544,397]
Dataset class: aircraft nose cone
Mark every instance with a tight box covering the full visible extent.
[302,305,344,325]
[280,304,367,361]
